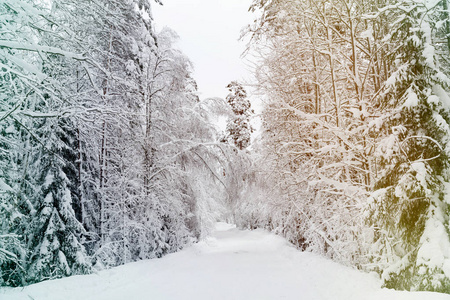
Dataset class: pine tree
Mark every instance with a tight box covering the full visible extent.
[0,0,80,285]
[224,81,253,150]
[26,116,91,283]
[368,0,450,291]
[0,118,26,286]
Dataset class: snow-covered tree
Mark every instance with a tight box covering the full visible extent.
[0,0,220,285]
[0,121,25,286]
[0,0,91,285]
[223,82,253,150]
[236,0,383,265]
[26,117,91,283]
[367,0,450,291]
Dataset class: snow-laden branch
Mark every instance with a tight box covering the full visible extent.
[0,41,86,60]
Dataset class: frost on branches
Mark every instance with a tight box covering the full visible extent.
[236,0,376,268]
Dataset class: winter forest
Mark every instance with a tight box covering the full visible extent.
[3,0,450,297]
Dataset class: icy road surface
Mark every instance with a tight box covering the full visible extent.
[2,223,450,300]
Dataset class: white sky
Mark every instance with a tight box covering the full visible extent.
[151,0,254,100]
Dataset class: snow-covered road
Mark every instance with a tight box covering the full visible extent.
[2,223,450,300]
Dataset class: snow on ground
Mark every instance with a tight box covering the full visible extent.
[2,223,450,300]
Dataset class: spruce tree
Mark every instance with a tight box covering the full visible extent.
[26,117,91,283]
[224,81,253,150]
[0,118,26,286]
[368,0,450,291]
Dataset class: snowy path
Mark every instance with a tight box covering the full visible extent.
[2,223,450,300]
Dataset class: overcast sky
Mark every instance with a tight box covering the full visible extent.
[151,0,254,100]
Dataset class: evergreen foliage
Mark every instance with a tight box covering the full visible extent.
[367,0,450,291]
[26,117,91,283]
[224,81,253,150]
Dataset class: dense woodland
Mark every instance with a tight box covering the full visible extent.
[2,0,450,295]
[237,0,450,293]
[0,0,250,286]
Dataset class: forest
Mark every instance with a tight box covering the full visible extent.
[2,0,450,295]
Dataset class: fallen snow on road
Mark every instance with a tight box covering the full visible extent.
[2,223,450,300]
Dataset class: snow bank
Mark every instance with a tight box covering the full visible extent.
[1,223,449,300]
